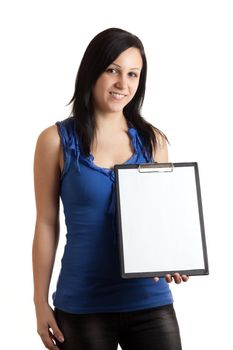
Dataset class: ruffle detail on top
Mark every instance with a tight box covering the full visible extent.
[56,118,81,177]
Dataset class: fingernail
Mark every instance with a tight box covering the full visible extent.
[58,336,64,342]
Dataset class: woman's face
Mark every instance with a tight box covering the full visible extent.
[92,47,143,115]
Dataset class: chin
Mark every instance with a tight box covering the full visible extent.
[109,106,126,114]
[108,101,129,112]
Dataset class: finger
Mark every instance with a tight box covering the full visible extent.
[181,275,189,282]
[40,331,60,350]
[165,274,172,283]
[49,329,63,349]
[153,276,159,283]
[49,320,65,343]
[173,273,182,284]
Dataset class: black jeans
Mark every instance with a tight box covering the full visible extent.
[54,304,182,350]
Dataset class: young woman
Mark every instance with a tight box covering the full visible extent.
[32,27,188,350]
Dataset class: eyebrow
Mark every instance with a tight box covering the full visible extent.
[111,62,141,70]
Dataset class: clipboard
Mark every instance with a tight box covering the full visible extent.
[114,162,209,278]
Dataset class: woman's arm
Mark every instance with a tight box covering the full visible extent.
[32,125,64,349]
[152,130,189,284]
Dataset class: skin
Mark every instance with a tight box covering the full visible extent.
[32,47,188,350]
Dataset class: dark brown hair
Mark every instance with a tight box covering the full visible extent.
[67,27,168,158]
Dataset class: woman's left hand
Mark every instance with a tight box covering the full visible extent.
[154,273,189,284]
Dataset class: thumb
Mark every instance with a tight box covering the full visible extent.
[49,319,64,343]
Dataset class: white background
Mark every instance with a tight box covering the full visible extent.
[1,0,232,349]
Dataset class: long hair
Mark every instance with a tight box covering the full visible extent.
[67,27,168,158]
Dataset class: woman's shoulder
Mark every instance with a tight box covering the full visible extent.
[154,128,167,147]
[151,126,169,162]
[34,124,64,169]
[36,124,60,149]
[36,117,75,146]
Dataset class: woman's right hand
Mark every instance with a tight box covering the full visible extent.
[35,302,64,350]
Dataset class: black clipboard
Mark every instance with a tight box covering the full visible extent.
[114,162,209,278]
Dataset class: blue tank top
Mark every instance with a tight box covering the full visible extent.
[52,116,173,313]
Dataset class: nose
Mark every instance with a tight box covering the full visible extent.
[115,74,127,90]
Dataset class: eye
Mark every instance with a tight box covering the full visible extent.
[106,68,118,74]
[128,72,138,78]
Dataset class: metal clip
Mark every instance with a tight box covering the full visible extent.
[138,163,174,173]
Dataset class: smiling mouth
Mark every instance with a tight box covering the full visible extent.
[109,92,127,100]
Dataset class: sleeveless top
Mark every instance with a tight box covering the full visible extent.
[52,116,173,313]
